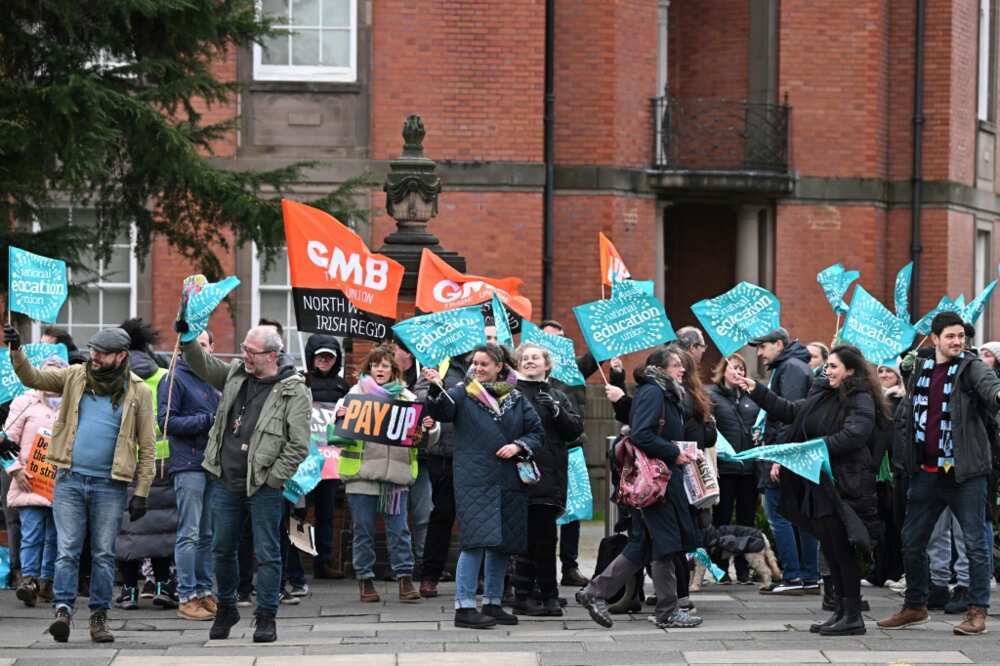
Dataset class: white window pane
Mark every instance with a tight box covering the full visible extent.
[261,34,290,65]
[103,247,131,282]
[321,29,350,67]
[71,291,99,325]
[291,29,320,65]
[103,291,130,326]
[260,248,288,285]
[322,0,350,26]
[72,325,100,345]
[260,291,289,325]
[262,0,289,19]
[292,0,319,25]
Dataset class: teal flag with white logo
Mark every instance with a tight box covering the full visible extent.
[963,279,998,326]
[611,278,655,299]
[840,285,916,366]
[490,294,514,348]
[573,292,676,363]
[716,438,832,484]
[392,305,487,368]
[893,262,914,322]
[520,321,586,386]
[178,275,241,343]
[691,282,781,357]
[914,295,965,336]
[816,263,860,315]
[8,246,68,323]
[0,343,69,404]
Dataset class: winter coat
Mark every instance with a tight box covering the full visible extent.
[116,479,178,561]
[701,524,765,555]
[750,377,881,549]
[709,382,760,476]
[3,391,58,508]
[426,381,543,553]
[304,334,349,404]
[157,358,220,475]
[894,348,1000,484]
[682,392,718,450]
[516,378,584,510]
[628,380,700,560]
[414,356,469,459]
[758,340,814,489]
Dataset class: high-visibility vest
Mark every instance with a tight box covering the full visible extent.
[143,368,170,461]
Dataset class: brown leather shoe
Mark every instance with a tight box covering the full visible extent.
[398,575,421,603]
[177,599,214,621]
[420,579,439,598]
[359,578,380,603]
[877,605,929,630]
[199,595,218,616]
[37,579,54,603]
[954,605,988,635]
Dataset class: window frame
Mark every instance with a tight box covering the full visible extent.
[252,0,358,83]
[978,0,997,123]
[975,222,992,346]
[250,241,308,363]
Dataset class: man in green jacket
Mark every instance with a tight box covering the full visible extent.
[178,324,310,644]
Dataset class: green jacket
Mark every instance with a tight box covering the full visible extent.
[181,340,310,496]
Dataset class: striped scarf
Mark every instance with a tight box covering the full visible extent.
[913,356,959,471]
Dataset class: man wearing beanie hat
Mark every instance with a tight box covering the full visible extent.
[2,324,156,645]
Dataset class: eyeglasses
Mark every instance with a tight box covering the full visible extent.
[694,343,707,350]
[240,344,274,357]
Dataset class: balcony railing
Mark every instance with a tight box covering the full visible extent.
[652,96,790,173]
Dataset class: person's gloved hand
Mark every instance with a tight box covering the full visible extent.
[900,350,918,375]
[128,495,147,522]
[174,319,190,335]
[534,391,559,417]
[0,433,19,459]
[3,326,21,351]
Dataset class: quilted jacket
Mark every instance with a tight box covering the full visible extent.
[426,382,544,553]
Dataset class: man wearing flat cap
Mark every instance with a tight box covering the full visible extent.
[3,325,156,644]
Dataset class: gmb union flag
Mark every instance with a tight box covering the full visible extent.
[414,248,532,324]
[281,200,404,341]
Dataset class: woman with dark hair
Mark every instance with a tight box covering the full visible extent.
[422,344,544,630]
[735,344,884,636]
[708,354,761,583]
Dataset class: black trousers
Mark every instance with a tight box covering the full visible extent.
[673,551,690,599]
[311,480,338,568]
[238,512,255,596]
[559,520,581,572]
[514,504,560,600]
[712,474,759,579]
[812,515,861,599]
[421,456,455,582]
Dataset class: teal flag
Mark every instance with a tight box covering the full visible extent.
[717,438,832,484]
[490,294,514,348]
[0,343,71,404]
[894,262,914,322]
[963,279,998,326]
[612,278,655,299]
[573,292,676,363]
[840,285,916,366]
[392,305,487,368]
[690,548,727,582]
[8,246,68,323]
[23,343,68,366]
[521,321,586,386]
[715,430,738,459]
[914,295,965,336]
[691,282,781,357]
[179,275,241,343]
[816,263,860,315]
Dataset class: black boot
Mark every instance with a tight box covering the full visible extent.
[253,611,277,643]
[482,603,518,625]
[820,596,866,636]
[811,597,844,634]
[209,603,240,640]
[821,576,837,611]
[454,607,497,629]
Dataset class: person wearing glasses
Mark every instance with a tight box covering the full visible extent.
[676,326,707,366]
[177,324,310,644]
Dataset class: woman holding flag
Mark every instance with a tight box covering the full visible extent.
[421,344,544,630]
[734,344,885,637]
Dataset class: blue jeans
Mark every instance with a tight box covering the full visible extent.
[455,547,508,609]
[210,481,284,615]
[764,487,819,582]
[19,506,57,580]
[347,492,414,579]
[903,471,991,608]
[173,471,214,602]
[408,465,433,563]
[929,509,968,588]
[51,470,127,613]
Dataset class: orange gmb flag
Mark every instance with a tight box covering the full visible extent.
[599,232,631,287]
[281,200,404,340]
[415,248,533,321]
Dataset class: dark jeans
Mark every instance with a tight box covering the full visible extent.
[812,515,860,599]
[238,513,254,596]
[712,474,758,579]
[514,504,560,600]
[673,551,689,599]
[559,520,581,573]
[902,471,991,608]
[310,480,337,568]
[421,456,455,582]
[210,481,284,615]
[121,557,171,588]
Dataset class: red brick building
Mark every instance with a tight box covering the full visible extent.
[41,0,1000,371]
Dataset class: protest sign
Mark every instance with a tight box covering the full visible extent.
[0,344,71,404]
[178,275,240,343]
[23,343,68,366]
[26,428,56,502]
[392,305,486,368]
[8,246,68,323]
[691,282,781,357]
[963,278,998,326]
[914,295,966,336]
[332,395,423,447]
[489,294,514,347]
[717,438,832,484]
[283,442,325,503]
[288,517,318,556]
[599,232,631,287]
[816,263,860,315]
[415,248,532,321]
[310,401,341,480]
[894,262,914,322]
[573,292,676,362]
[840,285,917,366]
[611,278,655,299]
[520,321,586,386]
[282,199,403,341]
[557,447,593,525]
[318,443,340,480]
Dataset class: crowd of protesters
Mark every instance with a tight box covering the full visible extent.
[2,305,1000,642]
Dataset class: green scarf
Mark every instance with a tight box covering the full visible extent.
[85,361,130,408]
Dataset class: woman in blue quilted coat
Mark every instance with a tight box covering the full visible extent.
[423,344,544,630]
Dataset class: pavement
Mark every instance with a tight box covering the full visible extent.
[0,523,997,665]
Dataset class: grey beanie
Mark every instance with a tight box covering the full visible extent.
[87,327,131,354]
[981,341,1000,360]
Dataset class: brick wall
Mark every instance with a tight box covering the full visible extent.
[667,0,749,101]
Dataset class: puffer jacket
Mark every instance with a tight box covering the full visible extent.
[3,391,58,508]
[516,378,584,509]
[116,481,177,561]
[305,334,349,403]
[709,382,759,476]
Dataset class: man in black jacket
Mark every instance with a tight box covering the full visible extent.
[749,327,819,595]
[879,312,1000,636]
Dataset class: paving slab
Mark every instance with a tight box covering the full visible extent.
[822,651,973,664]
[684,650,829,664]
[112,658,254,666]
[257,656,395,666]
[399,652,539,666]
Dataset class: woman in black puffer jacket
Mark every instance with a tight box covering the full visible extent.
[737,344,885,637]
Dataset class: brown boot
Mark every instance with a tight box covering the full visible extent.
[177,599,214,621]
[38,579,54,603]
[398,575,421,603]
[954,606,988,635]
[359,578,380,603]
[16,576,38,607]
[199,595,218,616]
[420,579,439,598]
[877,605,929,630]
